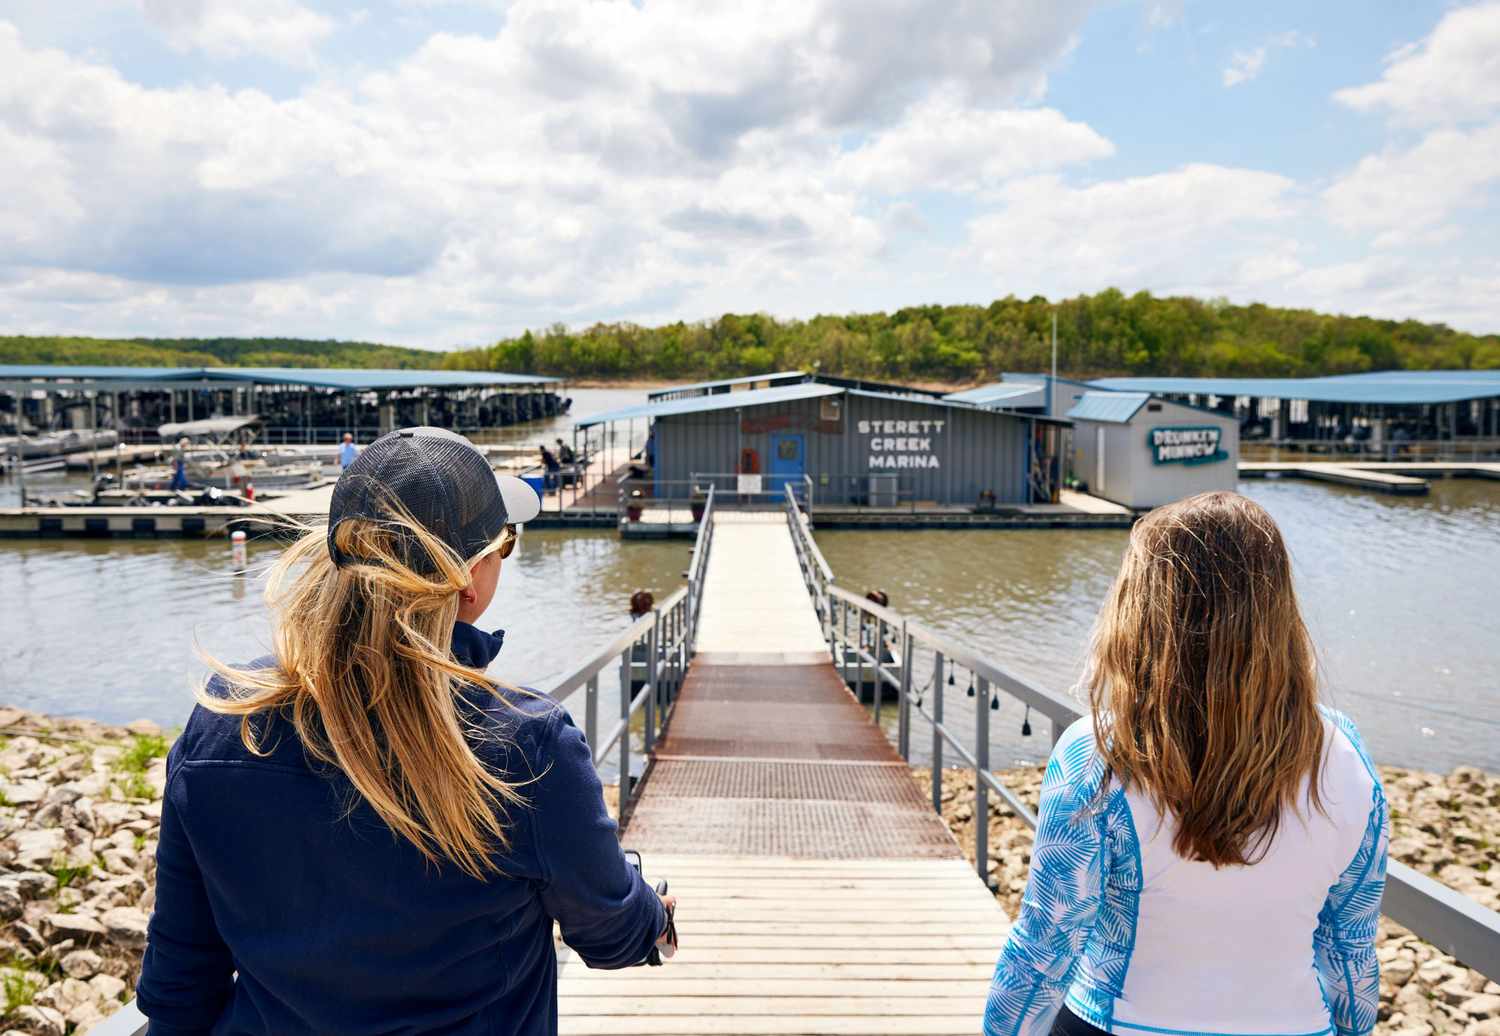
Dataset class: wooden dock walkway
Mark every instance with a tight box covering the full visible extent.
[558,513,1007,1035]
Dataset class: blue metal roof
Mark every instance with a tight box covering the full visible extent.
[647,371,807,399]
[0,364,206,381]
[1067,391,1151,424]
[577,382,843,427]
[199,367,558,389]
[943,382,1047,407]
[0,364,557,389]
[1088,371,1500,405]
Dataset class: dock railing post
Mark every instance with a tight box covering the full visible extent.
[841,601,851,686]
[975,675,991,884]
[585,676,598,758]
[873,618,885,728]
[931,651,944,813]
[619,649,632,804]
[856,612,866,703]
[645,612,659,750]
[898,623,912,762]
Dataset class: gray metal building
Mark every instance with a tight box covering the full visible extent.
[1068,391,1239,509]
[582,383,1065,506]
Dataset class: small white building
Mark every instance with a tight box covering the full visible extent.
[1068,391,1239,510]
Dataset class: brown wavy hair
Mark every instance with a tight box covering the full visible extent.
[1086,491,1325,867]
[200,512,529,880]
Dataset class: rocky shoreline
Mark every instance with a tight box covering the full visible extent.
[0,709,166,1035]
[917,763,1500,1036]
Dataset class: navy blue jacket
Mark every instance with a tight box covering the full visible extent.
[137,623,665,1036]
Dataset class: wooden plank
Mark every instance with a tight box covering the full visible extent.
[587,946,1000,965]
[661,935,1003,950]
[560,963,991,980]
[557,996,983,1016]
[560,1016,981,1035]
[557,979,987,998]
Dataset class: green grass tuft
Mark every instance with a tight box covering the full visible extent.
[118,734,168,774]
[2,967,41,1013]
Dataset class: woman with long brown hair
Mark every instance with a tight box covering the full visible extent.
[986,491,1387,1036]
[137,428,673,1035]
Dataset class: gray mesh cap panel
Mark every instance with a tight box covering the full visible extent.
[327,427,508,571]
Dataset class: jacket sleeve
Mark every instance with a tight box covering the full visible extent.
[533,711,666,969]
[985,727,1108,1036]
[1314,776,1389,1036]
[136,754,236,1036]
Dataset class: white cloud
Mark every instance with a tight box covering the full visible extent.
[966,163,1298,293]
[1222,48,1266,87]
[1334,2,1500,125]
[140,0,334,64]
[834,94,1114,194]
[1323,123,1500,239]
[1222,30,1312,87]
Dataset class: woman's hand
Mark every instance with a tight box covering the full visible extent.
[657,892,677,943]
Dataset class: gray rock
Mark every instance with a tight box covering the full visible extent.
[87,973,126,1002]
[8,828,65,869]
[3,780,50,806]
[0,885,24,922]
[39,913,106,947]
[11,920,47,954]
[6,1005,65,1036]
[59,948,103,980]
[12,871,58,900]
[1385,955,1417,986]
[1462,993,1500,1020]
[124,720,162,736]
[101,906,149,949]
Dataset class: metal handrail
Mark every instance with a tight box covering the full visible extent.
[92,504,718,1036]
[806,540,1500,982]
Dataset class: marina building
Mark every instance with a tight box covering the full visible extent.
[580,380,1067,507]
[1067,391,1239,509]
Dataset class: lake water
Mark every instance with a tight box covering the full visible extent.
[1,387,1496,774]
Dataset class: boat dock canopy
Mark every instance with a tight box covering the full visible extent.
[578,382,844,427]
[158,416,262,439]
[648,371,807,401]
[1087,370,1500,405]
[0,365,558,390]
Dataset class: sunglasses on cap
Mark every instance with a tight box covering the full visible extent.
[497,524,520,560]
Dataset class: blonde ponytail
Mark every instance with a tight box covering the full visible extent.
[200,513,528,879]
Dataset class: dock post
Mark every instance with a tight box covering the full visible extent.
[898,623,912,761]
[841,601,850,686]
[856,612,866,703]
[873,618,884,727]
[618,649,632,802]
[975,675,990,884]
[585,676,598,756]
[645,612,659,750]
[825,588,836,659]
[931,652,944,813]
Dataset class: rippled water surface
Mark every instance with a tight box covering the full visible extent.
[819,478,1500,773]
[3,400,1497,775]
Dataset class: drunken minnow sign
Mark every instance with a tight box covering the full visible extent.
[1148,426,1228,465]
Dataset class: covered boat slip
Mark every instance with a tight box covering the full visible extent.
[0,364,567,448]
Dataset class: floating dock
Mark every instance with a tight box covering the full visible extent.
[558,512,1006,1035]
[1237,459,1500,494]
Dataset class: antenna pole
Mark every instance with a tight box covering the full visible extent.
[1050,309,1058,415]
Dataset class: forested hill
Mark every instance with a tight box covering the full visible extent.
[443,291,1500,381]
[5,291,1498,380]
[0,336,444,370]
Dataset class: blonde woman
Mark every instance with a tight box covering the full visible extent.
[986,491,1387,1036]
[137,428,673,1036]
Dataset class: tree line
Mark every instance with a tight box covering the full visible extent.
[5,291,1497,382]
[443,291,1500,381]
[0,336,443,370]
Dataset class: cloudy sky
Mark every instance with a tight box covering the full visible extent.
[1,0,1498,349]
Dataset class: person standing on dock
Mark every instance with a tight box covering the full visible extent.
[170,436,191,491]
[339,431,359,470]
[137,427,675,1036]
[985,491,1387,1036]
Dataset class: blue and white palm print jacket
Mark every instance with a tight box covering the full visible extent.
[985,708,1388,1036]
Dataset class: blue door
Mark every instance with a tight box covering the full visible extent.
[767,433,805,495]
